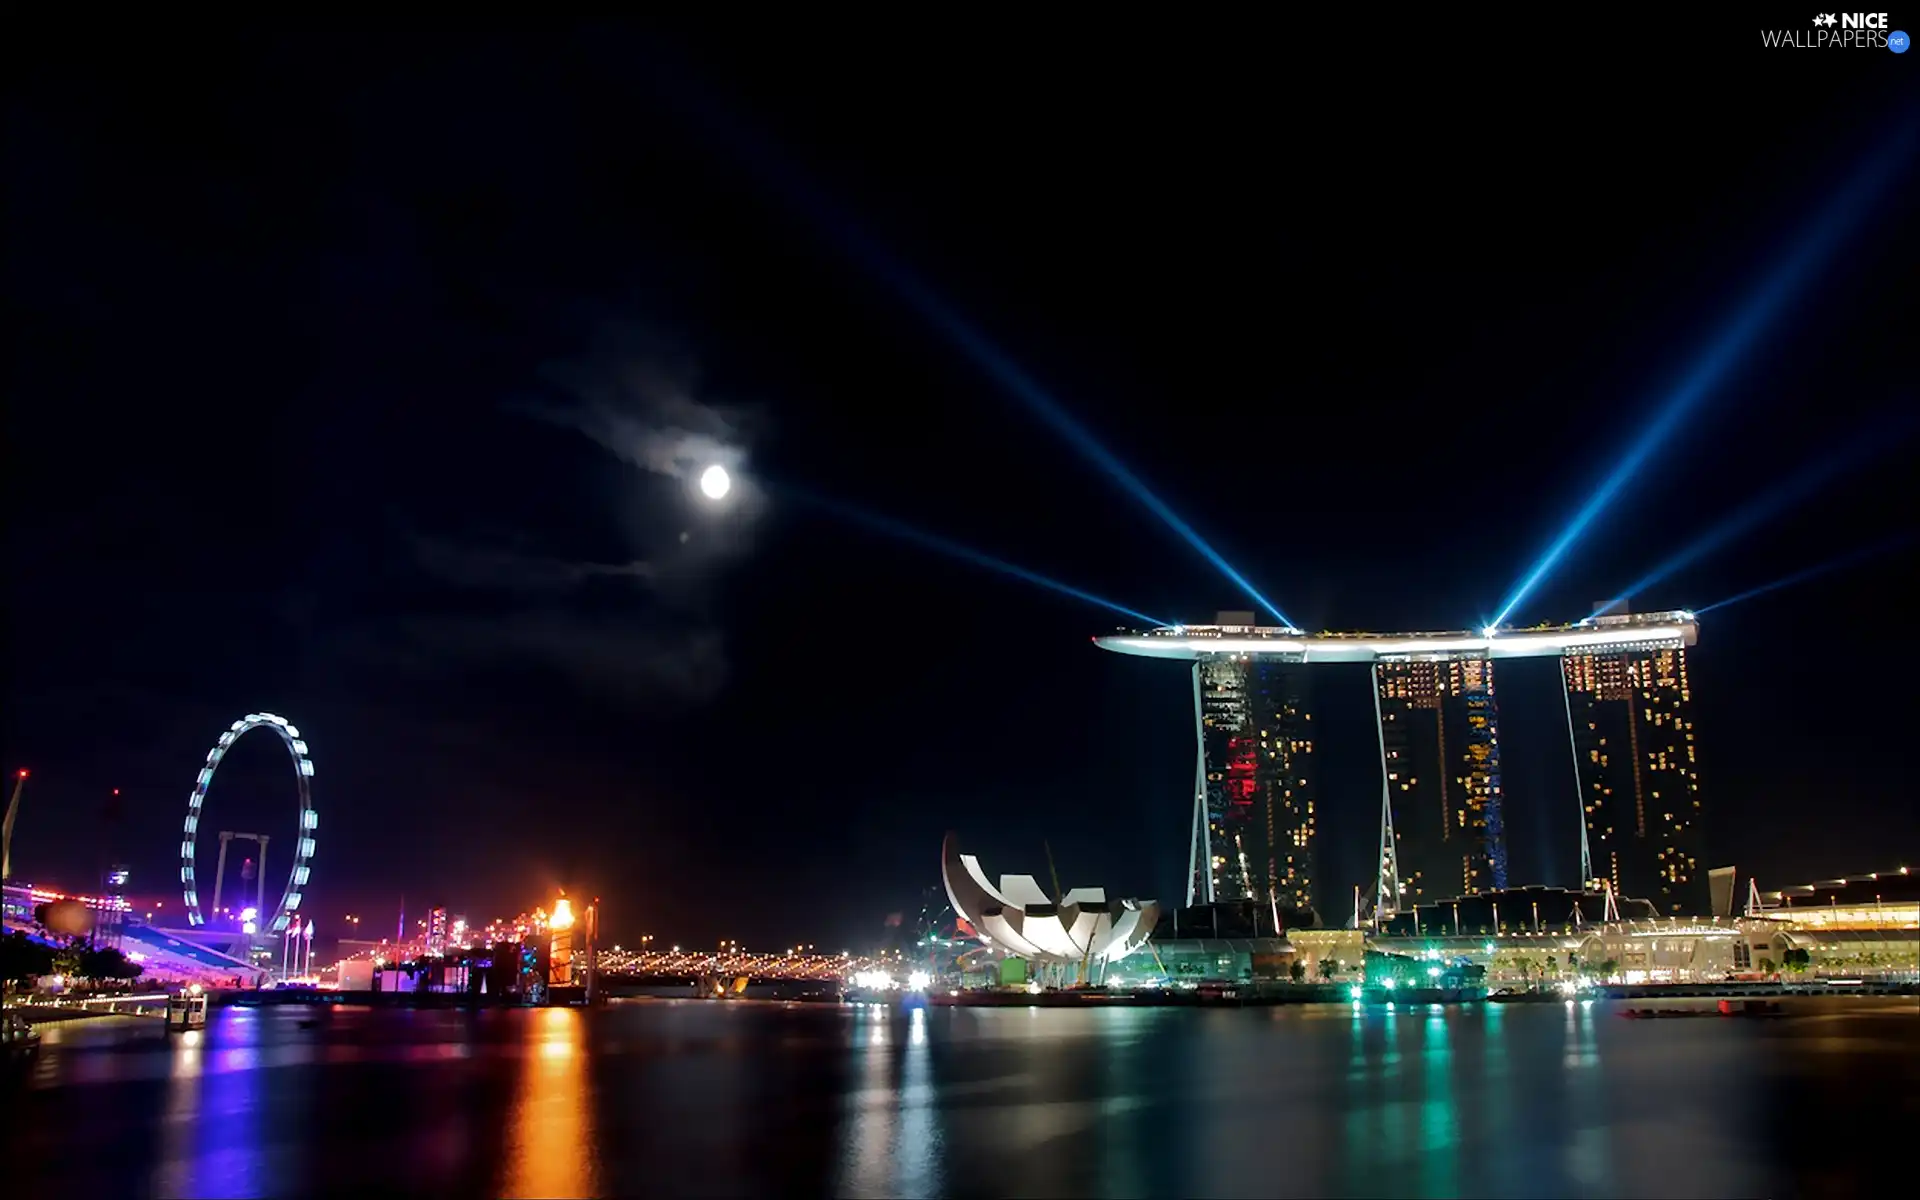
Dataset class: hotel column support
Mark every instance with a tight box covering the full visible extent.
[1560,656,1595,887]
[1370,661,1402,920]
[1188,660,1214,907]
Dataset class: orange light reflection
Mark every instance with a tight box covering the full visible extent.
[501,1007,598,1198]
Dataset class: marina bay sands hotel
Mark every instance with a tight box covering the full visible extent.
[1095,608,1703,921]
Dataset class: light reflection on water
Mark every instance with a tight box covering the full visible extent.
[501,1006,597,1199]
[8,996,1915,1198]
[152,1029,204,1198]
[837,1003,943,1197]
[1419,1006,1457,1198]
[1563,999,1614,1193]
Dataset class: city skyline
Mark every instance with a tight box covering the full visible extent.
[4,32,1915,948]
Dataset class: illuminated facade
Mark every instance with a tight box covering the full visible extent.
[1563,615,1703,915]
[1194,615,1317,913]
[1375,657,1507,907]
[941,834,1159,967]
[1751,868,1919,977]
[1096,609,1698,923]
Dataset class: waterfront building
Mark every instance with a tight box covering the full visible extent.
[1196,616,1318,913]
[1378,885,1655,938]
[1375,657,1506,905]
[1749,866,1919,977]
[1563,609,1704,914]
[1097,608,1700,922]
[1157,898,1305,940]
[1144,935,1296,985]
[941,834,1158,970]
[1284,928,1367,981]
[1365,864,1919,983]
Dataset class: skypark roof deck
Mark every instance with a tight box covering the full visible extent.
[1094,609,1697,663]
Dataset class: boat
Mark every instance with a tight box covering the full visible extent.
[1487,987,1556,1004]
[3,1009,43,1057]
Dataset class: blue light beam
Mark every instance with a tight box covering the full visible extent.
[1489,124,1917,628]
[635,55,1296,630]
[1605,411,1917,607]
[1695,533,1915,615]
[791,487,1172,628]
[843,266,1298,631]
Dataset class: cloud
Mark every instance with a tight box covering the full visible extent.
[510,324,770,601]
[403,611,728,706]
[530,391,748,483]
[410,536,656,594]
[349,324,766,711]
[331,607,727,711]
[516,326,765,486]
[383,528,723,709]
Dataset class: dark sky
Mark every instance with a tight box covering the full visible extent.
[6,21,1916,950]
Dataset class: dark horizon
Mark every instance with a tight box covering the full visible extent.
[5,25,1916,950]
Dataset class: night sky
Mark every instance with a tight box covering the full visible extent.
[6,24,1915,950]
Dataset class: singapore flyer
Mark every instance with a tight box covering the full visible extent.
[178,711,317,933]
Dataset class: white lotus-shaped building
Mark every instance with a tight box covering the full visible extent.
[942,833,1160,965]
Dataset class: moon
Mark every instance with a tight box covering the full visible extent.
[698,464,732,501]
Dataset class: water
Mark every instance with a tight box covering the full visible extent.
[4,997,1914,1198]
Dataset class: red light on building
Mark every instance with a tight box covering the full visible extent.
[1226,736,1259,807]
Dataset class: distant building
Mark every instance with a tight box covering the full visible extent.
[1376,657,1507,904]
[1563,608,1704,914]
[1196,612,1319,913]
[1746,867,1918,977]
[1378,885,1655,938]
[1752,866,1920,924]
[426,906,449,957]
[1156,898,1316,941]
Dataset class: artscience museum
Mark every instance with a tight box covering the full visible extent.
[941,833,1159,966]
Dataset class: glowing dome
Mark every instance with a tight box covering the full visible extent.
[941,833,1159,965]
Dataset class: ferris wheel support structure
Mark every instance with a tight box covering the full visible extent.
[179,713,317,934]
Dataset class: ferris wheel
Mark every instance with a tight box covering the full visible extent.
[178,712,317,933]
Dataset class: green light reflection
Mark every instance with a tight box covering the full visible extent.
[1419,1008,1459,1197]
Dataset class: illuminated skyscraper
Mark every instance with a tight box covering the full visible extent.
[1375,657,1507,908]
[1193,613,1318,913]
[1095,607,1698,927]
[1563,613,1703,915]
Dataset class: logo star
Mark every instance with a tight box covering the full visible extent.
[1813,13,1837,26]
